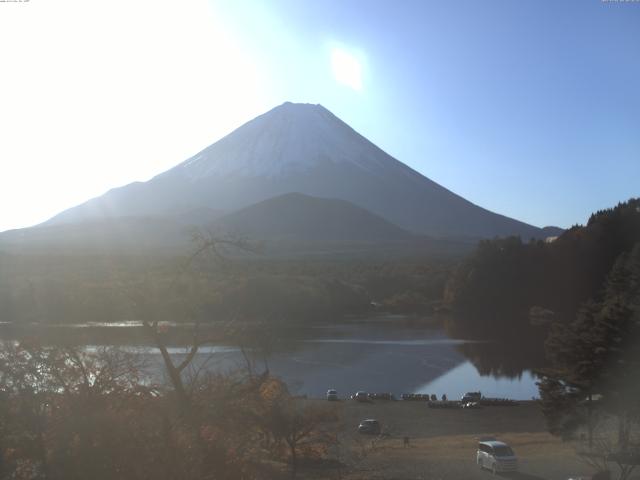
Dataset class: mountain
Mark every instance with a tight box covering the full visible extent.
[0,193,475,258]
[42,102,548,239]
[214,192,414,243]
[541,226,565,238]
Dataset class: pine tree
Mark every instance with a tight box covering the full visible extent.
[539,243,640,447]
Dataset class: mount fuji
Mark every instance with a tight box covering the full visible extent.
[21,102,554,246]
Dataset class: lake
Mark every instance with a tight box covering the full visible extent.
[104,319,541,400]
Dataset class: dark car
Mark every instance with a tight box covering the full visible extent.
[351,391,371,402]
[358,419,381,435]
[461,391,482,403]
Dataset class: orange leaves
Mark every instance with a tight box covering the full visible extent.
[259,376,289,403]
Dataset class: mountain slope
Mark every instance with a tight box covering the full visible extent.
[0,216,197,254]
[0,196,474,258]
[45,102,546,239]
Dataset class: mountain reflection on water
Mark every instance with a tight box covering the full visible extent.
[0,318,544,399]
[131,320,543,399]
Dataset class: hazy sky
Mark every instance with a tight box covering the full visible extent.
[1,0,638,232]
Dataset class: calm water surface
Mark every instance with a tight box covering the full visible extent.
[121,320,540,399]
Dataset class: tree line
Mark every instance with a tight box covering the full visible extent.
[444,198,640,338]
[0,252,451,327]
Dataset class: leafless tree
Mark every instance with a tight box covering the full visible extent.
[577,416,640,480]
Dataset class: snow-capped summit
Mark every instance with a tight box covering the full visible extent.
[43,102,546,239]
[171,102,392,180]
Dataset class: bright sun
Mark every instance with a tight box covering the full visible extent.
[330,48,363,91]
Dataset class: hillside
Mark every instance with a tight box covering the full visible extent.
[214,192,415,243]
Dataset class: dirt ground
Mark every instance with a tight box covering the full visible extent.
[300,399,613,480]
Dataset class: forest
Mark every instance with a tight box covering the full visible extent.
[0,250,450,329]
[444,198,640,338]
[446,198,640,478]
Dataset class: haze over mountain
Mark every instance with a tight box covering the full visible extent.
[0,216,200,254]
[41,102,553,240]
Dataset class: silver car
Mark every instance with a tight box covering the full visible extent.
[477,440,518,474]
[326,389,338,401]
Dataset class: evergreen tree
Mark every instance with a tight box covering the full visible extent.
[445,198,640,338]
[538,243,640,447]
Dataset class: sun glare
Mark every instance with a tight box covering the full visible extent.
[330,47,363,91]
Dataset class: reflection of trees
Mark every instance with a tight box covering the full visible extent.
[455,335,547,379]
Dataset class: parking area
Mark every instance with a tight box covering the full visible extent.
[314,399,596,480]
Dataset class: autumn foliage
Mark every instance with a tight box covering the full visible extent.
[0,340,337,480]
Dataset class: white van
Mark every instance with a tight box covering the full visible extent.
[476,440,518,474]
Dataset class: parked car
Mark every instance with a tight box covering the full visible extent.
[351,391,370,402]
[326,389,338,401]
[477,440,518,474]
[462,401,481,409]
[357,419,381,435]
[462,391,482,403]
